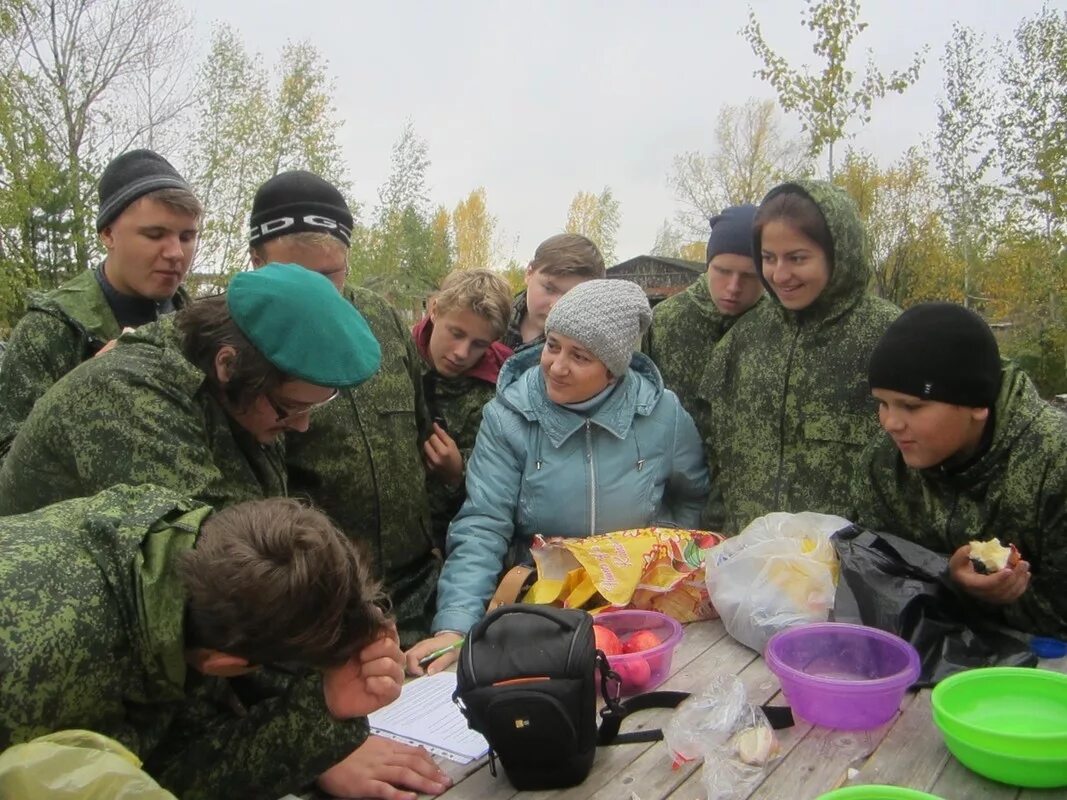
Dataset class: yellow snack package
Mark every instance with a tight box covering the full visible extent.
[524,528,724,622]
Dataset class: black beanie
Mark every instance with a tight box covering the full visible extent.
[868,302,1002,408]
[96,149,192,231]
[706,204,758,264]
[249,170,353,247]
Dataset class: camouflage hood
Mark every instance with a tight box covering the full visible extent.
[83,488,211,701]
[755,179,873,327]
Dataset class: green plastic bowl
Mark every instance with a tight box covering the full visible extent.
[816,786,944,799]
[931,667,1067,761]
[930,665,1067,789]
[941,728,1067,788]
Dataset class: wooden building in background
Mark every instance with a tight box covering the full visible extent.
[606,255,704,305]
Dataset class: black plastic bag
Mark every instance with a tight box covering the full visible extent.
[830,525,1036,686]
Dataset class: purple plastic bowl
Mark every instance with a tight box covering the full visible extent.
[765,623,920,730]
[594,610,683,697]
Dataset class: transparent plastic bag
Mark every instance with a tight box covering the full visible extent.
[705,512,849,652]
[663,675,781,800]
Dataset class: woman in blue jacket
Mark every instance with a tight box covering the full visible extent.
[406,279,709,673]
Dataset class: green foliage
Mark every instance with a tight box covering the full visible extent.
[996,5,1067,243]
[348,125,452,319]
[742,0,925,177]
[186,25,349,288]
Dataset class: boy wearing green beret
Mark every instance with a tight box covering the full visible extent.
[248,171,440,652]
[0,264,380,515]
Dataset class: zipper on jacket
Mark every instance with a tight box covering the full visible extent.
[774,324,802,508]
[586,420,597,535]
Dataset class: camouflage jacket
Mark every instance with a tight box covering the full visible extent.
[851,363,1067,638]
[0,269,187,462]
[285,286,438,649]
[695,180,900,535]
[0,485,368,800]
[421,367,501,550]
[644,276,761,417]
[0,316,286,516]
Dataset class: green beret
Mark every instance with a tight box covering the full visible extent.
[227,263,381,388]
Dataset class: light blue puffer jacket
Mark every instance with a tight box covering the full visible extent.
[432,345,710,635]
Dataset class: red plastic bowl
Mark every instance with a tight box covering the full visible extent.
[594,609,683,696]
[765,622,920,730]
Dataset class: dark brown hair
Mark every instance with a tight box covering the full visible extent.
[530,233,606,279]
[754,188,835,271]
[179,498,389,668]
[175,294,287,411]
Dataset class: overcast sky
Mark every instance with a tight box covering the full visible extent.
[182,0,1047,264]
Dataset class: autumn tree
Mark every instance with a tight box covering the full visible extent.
[996,5,1067,243]
[834,148,960,307]
[0,0,194,292]
[668,98,808,238]
[742,0,925,178]
[934,24,1001,309]
[452,187,497,270]
[350,124,451,315]
[186,26,349,285]
[565,187,620,264]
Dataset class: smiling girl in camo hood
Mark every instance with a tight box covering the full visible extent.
[693,179,900,535]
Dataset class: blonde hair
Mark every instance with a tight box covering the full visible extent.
[529,233,606,279]
[249,231,347,264]
[433,269,513,340]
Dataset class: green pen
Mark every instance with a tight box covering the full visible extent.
[417,637,466,667]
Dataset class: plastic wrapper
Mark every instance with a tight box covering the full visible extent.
[705,512,849,651]
[0,730,177,799]
[663,675,781,800]
[525,527,724,622]
[831,525,1037,686]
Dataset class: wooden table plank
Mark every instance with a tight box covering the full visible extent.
[580,646,779,800]
[927,757,1020,800]
[746,693,914,800]
[845,690,949,791]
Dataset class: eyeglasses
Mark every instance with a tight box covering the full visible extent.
[265,389,340,424]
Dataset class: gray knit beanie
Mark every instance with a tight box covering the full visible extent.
[544,279,652,377]
[96,149,192,231]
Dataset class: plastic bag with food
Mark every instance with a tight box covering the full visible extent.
[705,512,849,651]
[663,675,781,800]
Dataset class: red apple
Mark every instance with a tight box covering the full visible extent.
[623,629,662,654]
[616,656,652,691]
[592,624,623,656]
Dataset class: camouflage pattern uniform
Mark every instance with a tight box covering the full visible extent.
[695,180,900,535]
[0,269,187,461]
[0,485,368,800]
[852,362,1067,638]
[0,316,285,516]
[644,276,762,416]
[285,286,438,649]
[422,366,498,549]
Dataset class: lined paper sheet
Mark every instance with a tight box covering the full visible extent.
[368,672,489,764]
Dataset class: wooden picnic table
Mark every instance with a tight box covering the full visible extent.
[428,618,1067,800]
